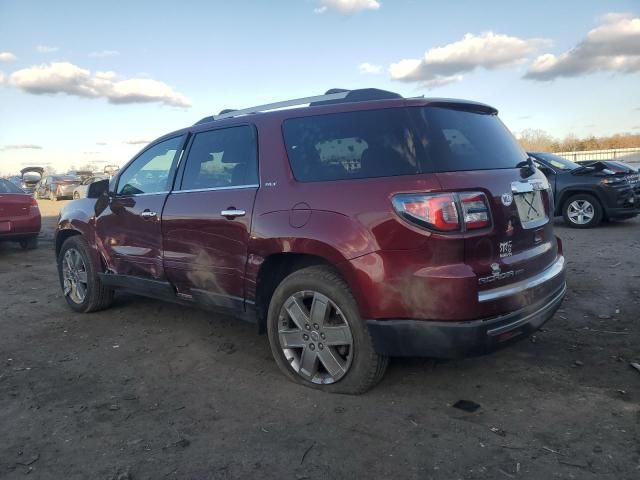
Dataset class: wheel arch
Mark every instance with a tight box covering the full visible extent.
[555,188,604,216]
[253,250,359,334]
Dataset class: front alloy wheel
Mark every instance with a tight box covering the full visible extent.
[62,248,89,304]
[278,291,353,384]
[58,236,114,313]
[563,193,602,228]
[567,200,594,225]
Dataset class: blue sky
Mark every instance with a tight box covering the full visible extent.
[1,0,639,175]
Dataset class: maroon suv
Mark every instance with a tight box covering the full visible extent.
[55,88,566,393]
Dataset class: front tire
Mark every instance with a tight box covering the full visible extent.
[562,194,602,228]
[58,236,114,313]
[267,265,388,394]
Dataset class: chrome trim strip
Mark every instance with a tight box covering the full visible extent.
[478,256,565,303]
[116,191,170,197]
[213,92,349,120]
[486,283,566,336]
[172,184,259,194]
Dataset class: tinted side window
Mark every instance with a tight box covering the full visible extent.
[117,136,184,195]
[283,109,424,182]
[181,126,258,190]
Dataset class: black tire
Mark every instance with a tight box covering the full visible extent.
[267,265,388,394]
[562,193,603,228]
[57,235,114,313]
[18,236,38,250]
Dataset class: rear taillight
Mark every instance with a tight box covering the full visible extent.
[29,197,39,211]
[392,192,491,232]
[459,193,491,229]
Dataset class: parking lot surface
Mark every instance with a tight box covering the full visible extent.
[1,199,639,479]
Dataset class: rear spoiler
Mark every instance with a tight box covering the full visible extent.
[423,99,498,115]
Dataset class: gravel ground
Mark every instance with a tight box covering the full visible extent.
[0,199,639,480]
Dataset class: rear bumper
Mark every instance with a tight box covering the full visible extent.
[0,214,41,238]
[367,282,566,358]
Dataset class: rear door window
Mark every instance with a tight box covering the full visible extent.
[180,126,258,190]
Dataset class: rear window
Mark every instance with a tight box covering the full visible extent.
[52,176,79,182]
[0,179,24,193]
[282,106,527,182]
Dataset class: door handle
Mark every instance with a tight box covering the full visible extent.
[140,210,158,220]
[221,208,246,219]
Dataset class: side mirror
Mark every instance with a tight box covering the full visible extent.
[87,179,110,198]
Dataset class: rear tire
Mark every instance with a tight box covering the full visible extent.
[562,193,602,228]
[18,236,38,250]
[266,265,388,394]
[57,236,114,313]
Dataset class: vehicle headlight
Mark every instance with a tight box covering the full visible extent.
[600,177,624,185]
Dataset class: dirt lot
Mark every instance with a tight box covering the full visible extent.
[1,199,639,480]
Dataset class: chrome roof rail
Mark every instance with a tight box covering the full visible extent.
[212,91,350,121]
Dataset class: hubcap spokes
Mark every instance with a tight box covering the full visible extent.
[62,248,88,304]
[568,200,594,224]
[278,291,353,384]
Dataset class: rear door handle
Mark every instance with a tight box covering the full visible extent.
[140,210,158,220]
[221,209,246,219]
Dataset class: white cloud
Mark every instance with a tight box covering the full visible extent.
[9,62,191,108]
[0,52,16,62]
[358,62,382,74]
[0,72,5,84]
[390,32,546,88]
[36,45,59,53]
[525,13,640,80]
[124,139,151,145]
[1,144,43,151]
[421,75,464,90]
[314,0,380,14]
[89,50,120,58]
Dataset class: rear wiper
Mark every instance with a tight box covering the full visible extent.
[516,157,536,177]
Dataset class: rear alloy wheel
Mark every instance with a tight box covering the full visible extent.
[58,236,114,313]
[563,194,602,228]
[267,265,388,394]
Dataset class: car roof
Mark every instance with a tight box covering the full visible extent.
[150,90,499,144]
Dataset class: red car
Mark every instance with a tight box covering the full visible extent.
[55,88,566,393]
[0,178,41,249]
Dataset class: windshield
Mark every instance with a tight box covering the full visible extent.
[0,179,25,193]
[531,152,580,171]
[282,106,527,182]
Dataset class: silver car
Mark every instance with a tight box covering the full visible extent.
[73,176,108,199]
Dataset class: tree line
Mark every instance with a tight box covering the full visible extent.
[517,129,640,153]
